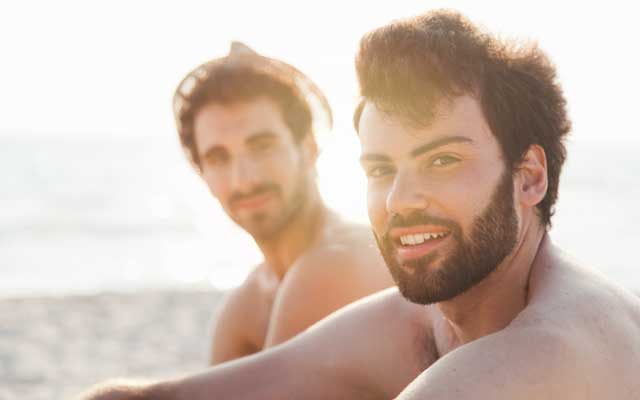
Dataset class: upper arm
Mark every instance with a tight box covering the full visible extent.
[263,248,391,347]
[396,327,586,400]
[80,289,406,400]
[210,287,256,365]
[172,291,399,400]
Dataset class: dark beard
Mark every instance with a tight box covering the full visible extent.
[231,168,309,241]
[375,170,519,305]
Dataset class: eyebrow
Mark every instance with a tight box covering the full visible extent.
[360,135,473,164]
[410,136,473,158]
[201,145,227,160]
[245,131,278,145]
[200,131,278,159]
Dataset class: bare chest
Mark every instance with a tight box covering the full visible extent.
[245,278,280,350]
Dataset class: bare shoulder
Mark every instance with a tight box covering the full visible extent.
[219,264,274,317]
[399,322,591,399]
[508,243,640,397]
[288,215,390,287]
[398,241,640,400]
[263,216,393,346]
[519,241,640,346]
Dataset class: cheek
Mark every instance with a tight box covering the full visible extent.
[427,167,494,229]
[367,184,389,233]
[268,149,303,182]
[201,170,230,200]
[441,180,478,214]
[442,163,504,228]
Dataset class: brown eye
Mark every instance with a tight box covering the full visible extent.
[367,165,395,178]
[431,155,460,167]
[203,151,229,167]
[254,140,273,152]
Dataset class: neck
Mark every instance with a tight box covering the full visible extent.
[255,184,328,279]
[437,220,547,345]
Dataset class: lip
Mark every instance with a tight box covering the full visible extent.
[232,191,274,211]
[395,234,449,262]
[389,225,451,263]
[389,225,451,239]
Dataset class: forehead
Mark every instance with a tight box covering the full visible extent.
[193,97,292,152]
[358,96,496,157]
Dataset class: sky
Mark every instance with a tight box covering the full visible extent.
[2,0,639,142]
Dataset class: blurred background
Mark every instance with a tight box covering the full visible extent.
[2,1,639,398]
[1,1,639,296]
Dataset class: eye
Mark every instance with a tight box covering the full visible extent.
[431,155,460,167]
[248,136,277,154]
[367,165,395,178]
[202,151,229,168]
[251,140,274,152]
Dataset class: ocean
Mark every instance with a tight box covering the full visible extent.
[1,135,639,297]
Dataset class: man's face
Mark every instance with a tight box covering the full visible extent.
[193,97,311,239]
[358,96,519,305]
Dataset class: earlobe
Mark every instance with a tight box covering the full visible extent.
[517,145,548,207]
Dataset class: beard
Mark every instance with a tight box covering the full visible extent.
[227,167,309,241]
[375,170,519,305]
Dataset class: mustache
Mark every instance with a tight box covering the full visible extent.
[382,211,460,240]
[229,183,280,206]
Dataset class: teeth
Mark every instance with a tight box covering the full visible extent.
[400,232,447,246]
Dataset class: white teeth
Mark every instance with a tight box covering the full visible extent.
[400,232,447,246]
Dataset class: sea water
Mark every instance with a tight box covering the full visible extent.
[1,135,638,297]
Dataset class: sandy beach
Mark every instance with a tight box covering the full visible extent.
[0,289,226,400]
[4,287,639,400]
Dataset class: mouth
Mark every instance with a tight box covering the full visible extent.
[232,191,274,211]
[390,227,452,262]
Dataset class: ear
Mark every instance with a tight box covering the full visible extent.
[300,134,319,166]
[515,145,548,208]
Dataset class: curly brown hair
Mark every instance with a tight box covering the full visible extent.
[353,10,571,227]
[173,42,332,172]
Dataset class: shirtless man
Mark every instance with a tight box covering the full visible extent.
[80,10,640,399]
[172,43,392,364]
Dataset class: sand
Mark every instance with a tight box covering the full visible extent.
[0,289,226,400]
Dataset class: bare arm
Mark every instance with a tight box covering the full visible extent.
[77,290,401,400]
[209,287,256,364]
[77,332,353,400]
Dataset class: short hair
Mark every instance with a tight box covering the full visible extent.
[173,42,332,172]
[353,10,571,227]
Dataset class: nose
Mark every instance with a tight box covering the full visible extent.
[230,154,262,193]
[385,171,430,216]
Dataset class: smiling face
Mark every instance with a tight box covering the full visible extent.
[193,97,313,240]
[358,96,519,305]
